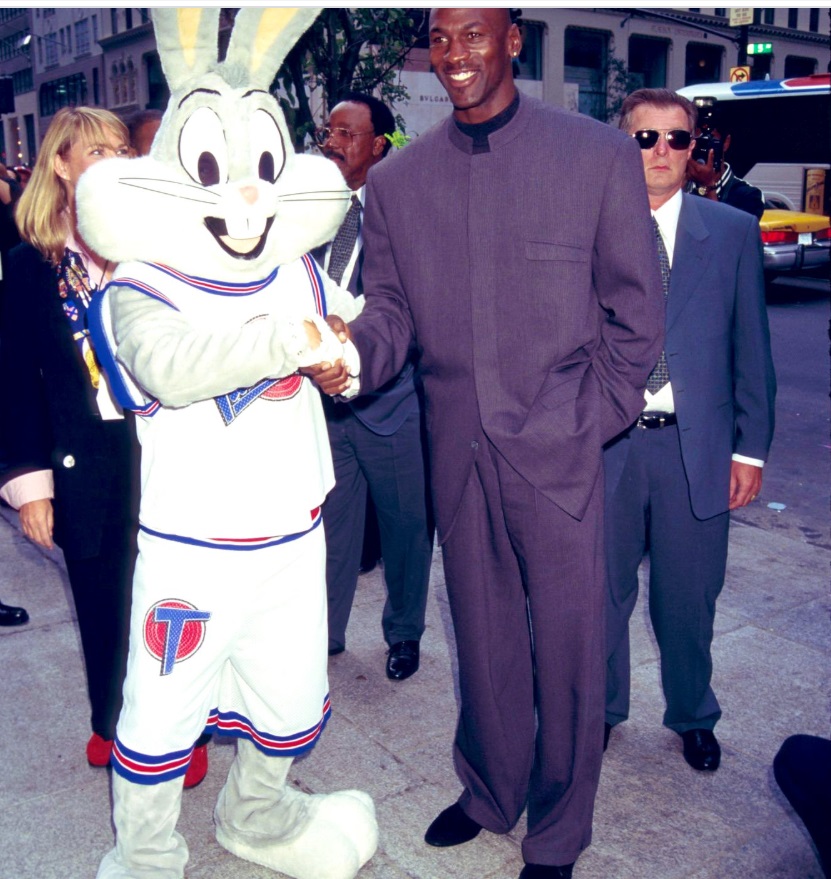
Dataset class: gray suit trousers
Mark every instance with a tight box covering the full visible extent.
[442,436,605,866]
[605,424,728,732]
[323,407,432,651]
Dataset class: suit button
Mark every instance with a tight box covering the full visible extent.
[62,455,76,469]
[470,441,479,450]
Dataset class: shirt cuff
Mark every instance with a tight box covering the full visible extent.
[0,470,55,509]
[732,453,764,468]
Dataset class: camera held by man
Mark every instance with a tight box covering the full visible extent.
[686,96,764,219]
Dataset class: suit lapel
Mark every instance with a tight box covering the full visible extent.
[667,194,709,332]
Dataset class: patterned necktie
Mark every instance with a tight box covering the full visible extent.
[646,217,671,393]
[327,194,362,285]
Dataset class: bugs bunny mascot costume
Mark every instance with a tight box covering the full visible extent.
[77,8,377,879]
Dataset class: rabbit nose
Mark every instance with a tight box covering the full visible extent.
[239,185,258,205]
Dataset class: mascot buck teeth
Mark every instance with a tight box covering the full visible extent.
[77,8,377,879]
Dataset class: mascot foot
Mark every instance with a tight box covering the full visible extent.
[216,789,377,879]
[214,740,378,879]
[97,774,188,879]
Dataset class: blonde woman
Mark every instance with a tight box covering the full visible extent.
[0,108,207,786]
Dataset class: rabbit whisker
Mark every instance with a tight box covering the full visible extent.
[119,178,221,205]
[278,190,352,202]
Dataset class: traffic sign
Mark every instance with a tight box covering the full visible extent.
[730,67,751,83]
[747,42,773,55]
[729,8,753,27]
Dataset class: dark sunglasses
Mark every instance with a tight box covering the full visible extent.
[632,129,693,150]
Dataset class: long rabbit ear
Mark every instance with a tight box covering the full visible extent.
[223,7,322,91]
[152,8,221,92]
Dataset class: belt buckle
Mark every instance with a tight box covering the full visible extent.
[638,413,668,429]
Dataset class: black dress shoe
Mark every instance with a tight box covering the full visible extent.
[424,803,481,847]
[680,728,721,771]
[386,639,419,681]
[603,722,612,752]
[0,601,29,627]
[328,645,345,657]
[519,864,575,879]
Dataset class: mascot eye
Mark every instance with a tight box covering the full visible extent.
[179,107,228,187]
[258,152,274,183]
[250,109,285,184]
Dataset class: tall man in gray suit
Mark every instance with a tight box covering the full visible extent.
[308,10,664,878]
[314,93,433,681]
[604,89,776,771]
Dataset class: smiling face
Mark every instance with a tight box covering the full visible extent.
[428,8,521,125]
[75,75,350,278]
[627,104,695,211]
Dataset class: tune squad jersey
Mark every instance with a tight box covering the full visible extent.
[93,256,335,544]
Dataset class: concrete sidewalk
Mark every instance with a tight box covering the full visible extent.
[0,500,828,879]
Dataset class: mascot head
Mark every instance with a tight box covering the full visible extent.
[77,8,349,278]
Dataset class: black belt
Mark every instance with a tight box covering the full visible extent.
[636,412,677,429]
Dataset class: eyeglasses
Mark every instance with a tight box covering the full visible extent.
[632,129,694,150]
[313,126,375,146]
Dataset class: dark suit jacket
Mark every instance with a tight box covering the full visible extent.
[722,172,765,219]
[0,243,139,559]
[348,95,665,541]
[605,194,776,521]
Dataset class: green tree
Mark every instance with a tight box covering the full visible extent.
[272,8,427,149]
[605,56,640,125]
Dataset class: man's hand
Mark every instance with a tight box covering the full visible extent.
[686,151,720,190]
[301,359,352,396]
[325,314,352,343]
[19,498,55,549]
[729,460,762,510]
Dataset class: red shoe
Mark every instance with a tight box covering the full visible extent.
[86,733,113,767]
[183,743,208,789]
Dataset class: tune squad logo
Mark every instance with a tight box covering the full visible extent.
[143,599,211,676]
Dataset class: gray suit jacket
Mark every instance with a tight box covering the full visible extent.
[605,193,776,520]
[348,95,664,541]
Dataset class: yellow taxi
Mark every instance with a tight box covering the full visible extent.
[759,207,830,275]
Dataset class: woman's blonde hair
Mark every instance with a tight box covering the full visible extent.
[15,106,128,265]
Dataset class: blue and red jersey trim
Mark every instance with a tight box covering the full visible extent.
[111,738,196,785]
[110,696,331,783]
[149,262,280,296]
[139,507,322,551]
[204,697,331,757]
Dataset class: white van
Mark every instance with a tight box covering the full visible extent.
[678,75,830,280]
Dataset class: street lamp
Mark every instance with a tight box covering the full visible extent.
[19,31,68,53]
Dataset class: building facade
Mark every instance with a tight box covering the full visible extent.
[0,7,35,167]
[0,8,828,160]
[399,7,831,136]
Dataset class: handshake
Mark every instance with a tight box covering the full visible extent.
[300,314,358,398]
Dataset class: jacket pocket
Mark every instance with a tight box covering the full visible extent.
[524,240,588,262]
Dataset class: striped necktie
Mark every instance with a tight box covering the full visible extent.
[646,217,671,393]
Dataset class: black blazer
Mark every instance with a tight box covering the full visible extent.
[0,243,139,559]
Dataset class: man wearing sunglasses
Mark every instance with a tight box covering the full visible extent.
[604,88,776,772]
